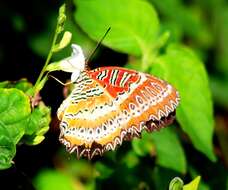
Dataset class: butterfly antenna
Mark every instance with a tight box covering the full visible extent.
[86,27,111,65]
[48,74,73,86]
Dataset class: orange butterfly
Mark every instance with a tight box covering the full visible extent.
[57,44,180,159]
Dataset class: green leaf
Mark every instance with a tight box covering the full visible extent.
[53,31,72,53]
[169,177,184,190]
[151,44,216,161]
[152,127,186,173]
[183,176,201,190]
[132,126,186,173]
[169,176,201,190]
[34,169,75,190]
[0,88,31,137]
[121,150,139,169]
[0,80,51,169]
[0,88,31,169]
[132,132,155,157]
[149,0,213,48]
[23,102,51,145]
[74,0,159,56]
[189,166,210,190]
[95,162,114,179]
[0,79,32,93]
[0,81,10,88]
[0,124,16,170]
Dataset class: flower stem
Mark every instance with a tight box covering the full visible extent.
[33,4,66,95]
[33,31,58,93]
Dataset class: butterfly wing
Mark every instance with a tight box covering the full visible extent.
[57,67,180,158]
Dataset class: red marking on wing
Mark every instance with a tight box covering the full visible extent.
[88,66,141,98]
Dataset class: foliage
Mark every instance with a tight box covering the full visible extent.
[152,44,215,161]
[0,0,228,190]
[0,80,51,169]
[169,176,201,190]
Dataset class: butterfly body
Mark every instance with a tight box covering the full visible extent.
[57,62,180,158]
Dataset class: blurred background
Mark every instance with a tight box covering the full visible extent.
[0,0,227,189]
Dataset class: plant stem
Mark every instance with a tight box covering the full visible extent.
[141,46,157,72]
[33,27,59,95]
[33,4,66,96]
[141,32,170,71]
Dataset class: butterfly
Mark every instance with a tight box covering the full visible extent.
[57,44,180,159]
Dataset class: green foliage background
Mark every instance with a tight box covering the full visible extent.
[0,0,227,190]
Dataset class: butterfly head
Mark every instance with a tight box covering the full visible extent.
[59,44,86,82]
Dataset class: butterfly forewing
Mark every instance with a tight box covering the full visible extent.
[58,67,180,159]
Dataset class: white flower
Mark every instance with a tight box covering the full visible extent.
[59,44,86,73]
[46,44,86,82]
